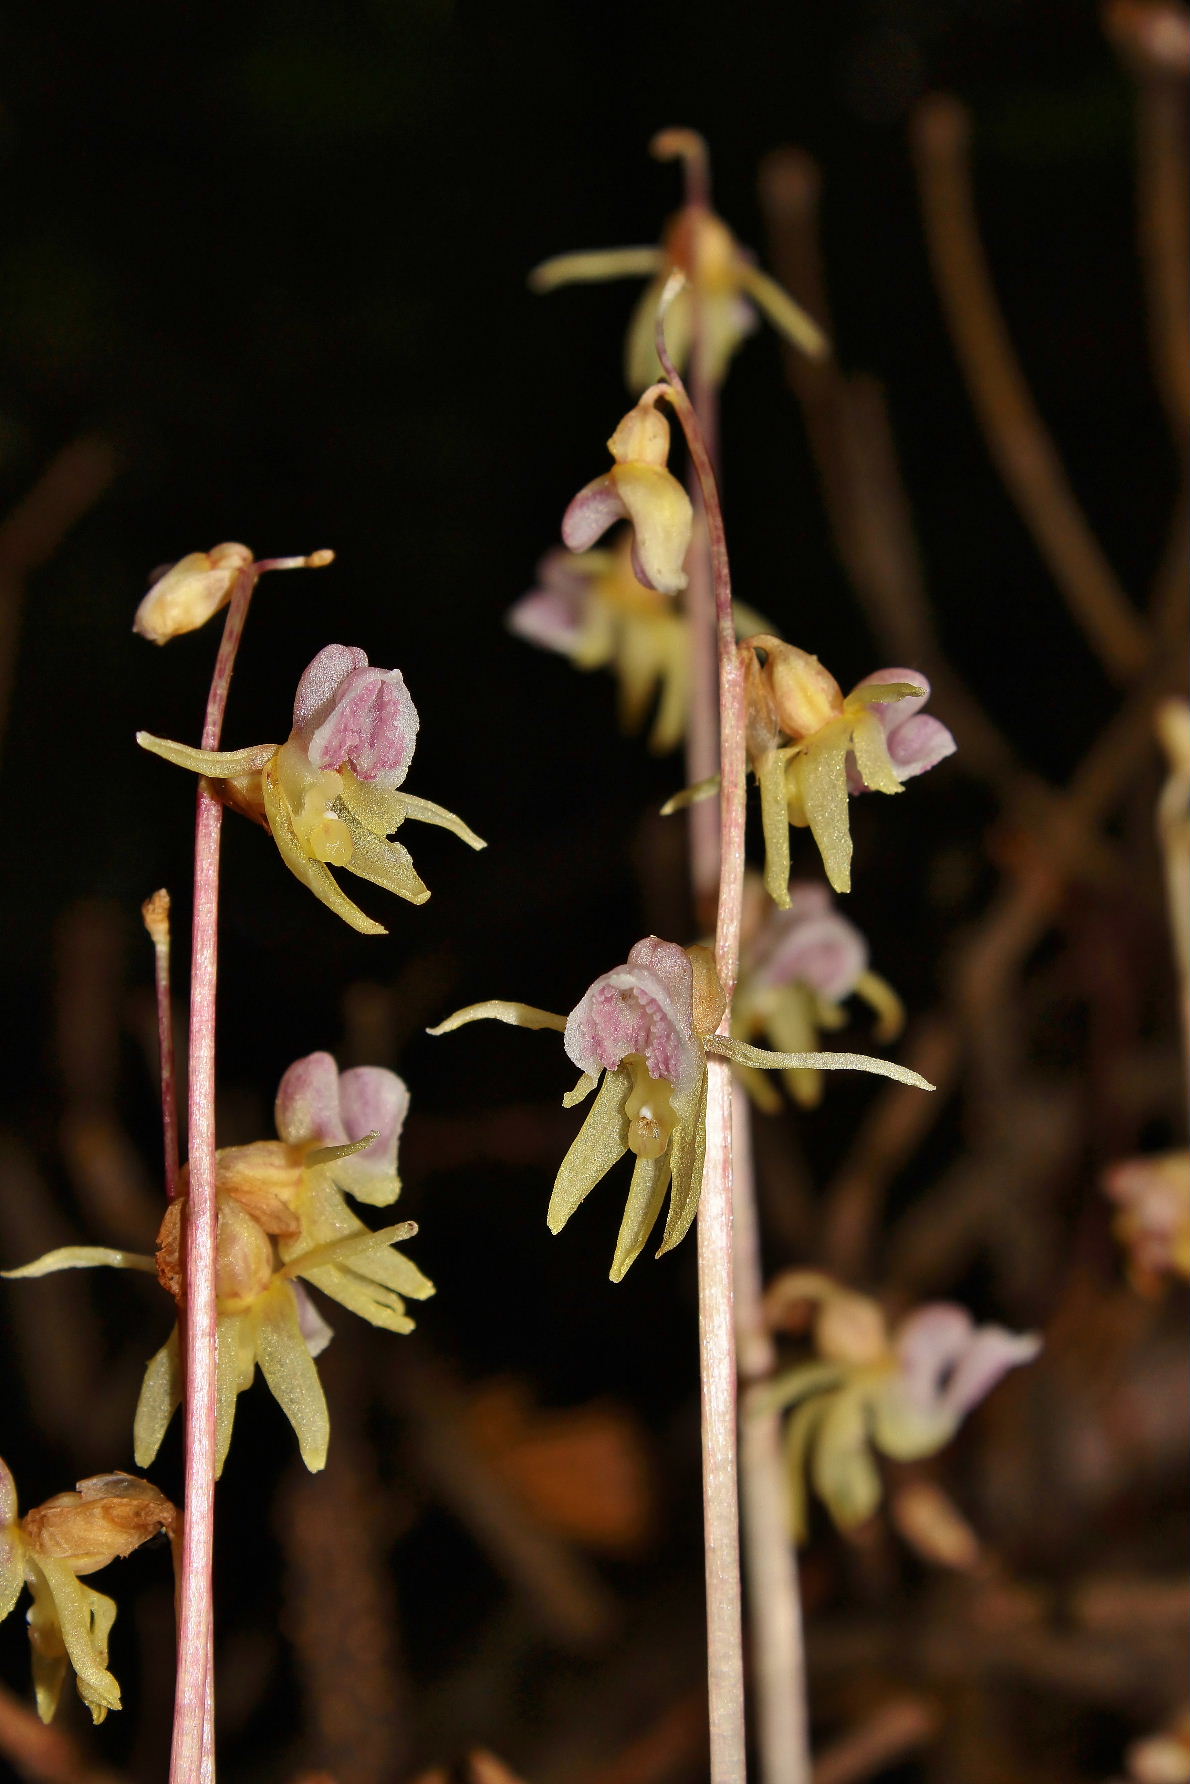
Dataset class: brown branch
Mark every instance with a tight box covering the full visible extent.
[811,1697,939,1784]
[911,96,1150,682]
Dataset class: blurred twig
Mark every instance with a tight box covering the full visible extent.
[0,1682,125,1784]
[910,96,1150,682]
[811,1695,938,1784]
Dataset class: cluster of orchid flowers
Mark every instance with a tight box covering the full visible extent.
[0,130,1045,1739]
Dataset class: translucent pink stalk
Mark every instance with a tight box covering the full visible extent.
[143,889,180,1201]
[658,304,748,1783]
[169,560,260,1784]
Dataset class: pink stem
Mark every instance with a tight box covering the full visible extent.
[169,561,260,1784]
[659,327,748,1783]
[143,889,180,1201]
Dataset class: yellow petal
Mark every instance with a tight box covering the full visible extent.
[1,1525,24,1624]
[704,1034,933,1091]
[611,464,693,597]
[298,1261,415,1334]
[756,749,792,907]
[657,1065,709,1256]
[547,1068,630,1234]
[735,263,828,360]
[529,245,665,293]
[763,989,824,1108]
[136,733,276,779]
[625,274,691,390]
[781,1393,833,1544]
[854,969,905,1044]
[340,817,431,905]
[610,1152,673,1282]
[790,724,854,893]
[255,1284,330,1473]
[336,772,407,838]
[215,1311,256,1477]
[849,708,903,796]
[133,1330,182,1469]
[30,1559,121,1723]
[262,759,387,936]
[391,791,486,851]
[810,1384,883,1531]
[562,1071,599,1108]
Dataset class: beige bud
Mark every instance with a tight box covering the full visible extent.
[607,402,671,468]
[23,1473,175,1576]
[763,640,845,739]
[133,542,253,644]
[686,944,728,1036]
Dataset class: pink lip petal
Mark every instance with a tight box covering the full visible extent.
[884,712,957,781]
[940,1325,1041,1422]
[337,1066,410,1178]
[275,1051,347,1148]
[292,644,370,732]
[304,664,419,785]
[562,476,628,553]
[564,937,699,1092]
[507,584,588,653]
[749,897,869,1002]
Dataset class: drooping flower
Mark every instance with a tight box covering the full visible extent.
[734,876,904,1109]
[0,1460,176,1724]
[757,1273,1040,1540]
[508,532,772,756]
[562,395,693,596]
[1103,1151,1190,1294]
[743,638,956,899]
[138,644,485,935]
[4,1055,432,1476]
[430,938,933,1281]
[530,127,826,391]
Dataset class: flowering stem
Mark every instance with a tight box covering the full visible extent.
[170,560,261,1784]
[143,889,180,1201]
[658,308,748,1783]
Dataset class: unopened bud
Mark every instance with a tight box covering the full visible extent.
[816,1290,889,1365]
[608,402,671,467]
[763,641,845,739]
[133,542,253,644]
[23,1473,175,1575]
[686,944,728,1035]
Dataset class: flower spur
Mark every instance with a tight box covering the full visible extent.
[530,127,826,392]
[4,1055,433,1476]
[138,643,485,935]
[430,936,933,1281]
[1,1460,176,1724]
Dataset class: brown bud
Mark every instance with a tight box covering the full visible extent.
[23,1473,176,1576]
[607,402,671,468]
[686,944,728,1035]
[133,543,253,644]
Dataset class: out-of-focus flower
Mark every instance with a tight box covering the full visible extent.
[1124,1710,1190,1784]
[138,644,485,935]
[734,876,904,1108]
[1103,1151,1190,1294]
[1,1460,175,1723]
[743,639,956,898]
[757,1273,1039,1540]
[563,396,693,595]
[509,532,772,756]
[4,1056,432,1475]
[133,542,255,644]
[530,127,826,391]
[430,939,933,1281]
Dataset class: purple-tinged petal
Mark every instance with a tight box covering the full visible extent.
[275,1052,347,1149]
[885,714,957,782]
[748,887,869,1001]
[564,937,699,1093]
[292,1283,334,1359]
[336,1066,410,1197]
[304,664,419,787]
[293,644,369,732]
[939,1325,1041,1423]
[893,1304,974,1417]
[507,586,588,655]
[562,475,628,553]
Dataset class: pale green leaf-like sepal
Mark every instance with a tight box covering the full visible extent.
[562,1071,599,1109]
[262,758,387,936]
[255,1283,330,1473]
[427,1000,567,1037]
[393,792,487,851]
[3,1246,156,1279]
[757,749,793,907]
[810,1384,883,1532]
[31,1558,121,1723]
[704,1034,934,1091]
[548,1067,631,1234]
[133,1330,182,1469]
[657,1065,709,1256]
[136,733,275,779]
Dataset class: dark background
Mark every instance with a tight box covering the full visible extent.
[0,2,1182,1780]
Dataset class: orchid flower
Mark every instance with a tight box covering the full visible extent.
[138,643,485,935]
[734,876,904,1109]
[743,639,956,898]
[562,395,693,596]
[530,128,825,392]
[430,936,933,1281]
[1,1460,176,1723]
[508,532,771,756]
[1103,1150,1190,1294]
[756,1273,1040,1540]
[4,1055,432,1475]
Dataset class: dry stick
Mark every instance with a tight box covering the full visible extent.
[657,293,748,1784]
[143,890,180,1200]
[911,95,1150,684]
